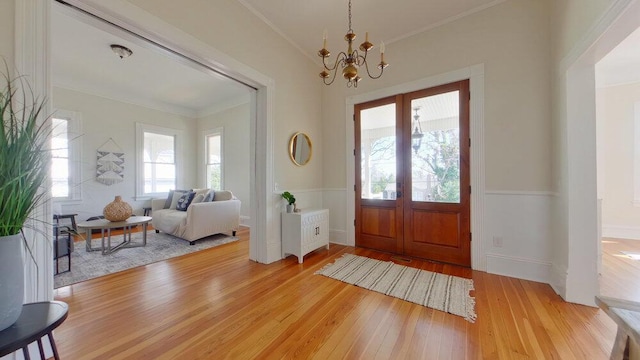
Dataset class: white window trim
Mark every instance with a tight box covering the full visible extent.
[51,109,82,202]
[202,127,224,190]
[135,122,184,200]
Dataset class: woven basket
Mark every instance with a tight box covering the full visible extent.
[103,195,132,221]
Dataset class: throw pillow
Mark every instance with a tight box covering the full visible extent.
[213,190,233,201]
[192,194,205,204]
[192,188,210,198]
[203,190,215,202]
[176,191,196,211]
[164,189,189,209]
[164,190,175,209]
[169,190,190,210]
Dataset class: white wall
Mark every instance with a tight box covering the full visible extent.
[598,82,640,239]
[198,103,251,224]
[484,192,553,282]
[0,0,14,72]
[52,86,197,221]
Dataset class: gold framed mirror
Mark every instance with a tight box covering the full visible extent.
[289,132,312,166]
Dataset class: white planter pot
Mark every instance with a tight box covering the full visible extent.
[286,204,294,213]
[0,233,24,331]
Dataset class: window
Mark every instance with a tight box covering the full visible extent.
[51,110,81,200]
[136,123,183,198]
[205,129,223,190]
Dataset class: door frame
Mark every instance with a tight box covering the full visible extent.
[346,64,486,270]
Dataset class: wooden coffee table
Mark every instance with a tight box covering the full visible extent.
[77,216,152,255]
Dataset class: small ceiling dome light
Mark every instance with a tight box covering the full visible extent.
[110,44,133,59]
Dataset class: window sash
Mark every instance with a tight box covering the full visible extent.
[136,123,183,199]
[204,130,223,191]
[51,113,81,200]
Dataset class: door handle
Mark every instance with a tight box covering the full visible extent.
[397,183,402,198]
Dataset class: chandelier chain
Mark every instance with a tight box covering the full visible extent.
[348,0,352,33]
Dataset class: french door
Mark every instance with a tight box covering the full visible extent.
[355,80,471,266]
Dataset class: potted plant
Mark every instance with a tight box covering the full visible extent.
[0,70,50,331]
[282,191,296,213]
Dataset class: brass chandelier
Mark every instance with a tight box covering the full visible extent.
[318,0,388,88]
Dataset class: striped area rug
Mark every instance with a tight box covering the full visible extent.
[315,253,476,322]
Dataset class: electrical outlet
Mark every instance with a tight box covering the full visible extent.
[274,182,279,192]
[493,236,503,248]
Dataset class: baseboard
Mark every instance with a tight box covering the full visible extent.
[485,253,551,283]
[330,229,347,245]
[602,225,640,240]
[239,215,251,227]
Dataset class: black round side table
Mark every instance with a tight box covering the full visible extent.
[0,301,68,360]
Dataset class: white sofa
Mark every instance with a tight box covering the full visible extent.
[151,190,241,245]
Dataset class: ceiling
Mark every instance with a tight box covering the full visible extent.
[51,5,252,118]
[238,0,506,63]
[238,0,639,88]
[52,0,638,114]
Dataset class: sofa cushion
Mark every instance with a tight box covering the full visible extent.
[213,190,233,201]
[152,209,187,233]
[176,191,196,211]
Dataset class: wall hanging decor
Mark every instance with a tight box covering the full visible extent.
[96,138,124,186]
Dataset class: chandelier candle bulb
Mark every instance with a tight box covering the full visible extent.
[323,29,327,48]
[380,41,385,54]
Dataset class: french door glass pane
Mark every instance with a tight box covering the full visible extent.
[411,91,460,203]
[360,103,397,200]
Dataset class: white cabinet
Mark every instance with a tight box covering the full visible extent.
[282,209,329,263]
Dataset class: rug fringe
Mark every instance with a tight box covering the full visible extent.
[465,296,477,323]
[465,279,477,323]
[314,253,351,275]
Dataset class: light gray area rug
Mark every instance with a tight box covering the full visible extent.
[54,231,238,289]
[316,253,477,322]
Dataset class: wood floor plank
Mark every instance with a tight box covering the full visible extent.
[51,228,621,359]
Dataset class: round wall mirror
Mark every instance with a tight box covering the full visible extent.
[289,132,312,166]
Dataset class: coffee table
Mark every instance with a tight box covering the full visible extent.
[77,216,152,255]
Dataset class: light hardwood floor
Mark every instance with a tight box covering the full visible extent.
[600,237,640,302]
[53,228,619,359]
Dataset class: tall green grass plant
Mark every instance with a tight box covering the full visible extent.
[0,71,50,237]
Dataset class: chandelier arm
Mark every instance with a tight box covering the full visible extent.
[322,62,341,86]
[353,50,365,66]
[361,54,385,79]
[322,51,348,72]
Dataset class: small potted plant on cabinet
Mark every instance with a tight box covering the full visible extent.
[282,191,296,213]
